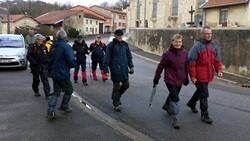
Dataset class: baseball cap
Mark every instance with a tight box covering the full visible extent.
[77,35,83,40]
[114,29,124,36]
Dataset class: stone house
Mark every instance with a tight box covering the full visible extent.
[202,0,250,27]
[1,14,39,34]
[69,5,108,34]
[35,10,84,34]
[90,5,127,32]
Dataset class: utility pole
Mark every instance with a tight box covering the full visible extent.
[7,0,10,34]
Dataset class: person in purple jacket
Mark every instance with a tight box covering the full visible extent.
[153,34,189,129]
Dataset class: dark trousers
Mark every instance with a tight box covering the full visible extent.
[187,82,209,115]
[74,62,86,72]
[32,69,50,94]
[92,61,103,70]
[112,80,129,106]
[48,79,73,114]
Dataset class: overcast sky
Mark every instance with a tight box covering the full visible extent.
[35,0,118,7]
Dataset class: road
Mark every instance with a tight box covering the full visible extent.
[0,35,249,141]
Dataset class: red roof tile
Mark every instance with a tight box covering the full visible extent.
[35,10,82,24]
[90,5,126,15]
[202,0,248,9]
[69,5,106,20]
[2,14,37,23]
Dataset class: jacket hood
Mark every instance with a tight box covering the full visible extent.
[199,38,211,44]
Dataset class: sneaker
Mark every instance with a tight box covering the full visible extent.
[162,106,172,115]
[201,116,213,124]
[34,92,41,97]
[113,105,121,112]
[58,107,72,113]
[93,78,98,81]
[187,103,198,113]
[46,112,61,119]
[102,78,108,82]
[172,120,180,129]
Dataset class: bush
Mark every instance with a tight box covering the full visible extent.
[67,27,79,38]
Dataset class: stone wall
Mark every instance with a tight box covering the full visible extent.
[128,28,250,77]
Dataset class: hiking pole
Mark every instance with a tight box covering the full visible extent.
[88,55,92,84]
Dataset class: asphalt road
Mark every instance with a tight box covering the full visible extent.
[0,35,249,141]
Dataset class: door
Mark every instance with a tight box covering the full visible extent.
[99,23,103,34]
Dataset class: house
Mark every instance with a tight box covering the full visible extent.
[202,0,250,27]
[127,0,207,29]
[90,5,127,32]
[69,5,109,34]
[1,14,39,34]
[35,10,84,33]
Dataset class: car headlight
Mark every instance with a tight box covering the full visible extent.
[17,50,26,58]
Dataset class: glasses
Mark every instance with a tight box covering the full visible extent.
[203,33,212,35]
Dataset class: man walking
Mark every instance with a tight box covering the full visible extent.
[103,29,134,112]
[46,30,75,119]
[89,35,107,81]
[25,28,36,48]
[27,34,51,98]
[187,26,223,124]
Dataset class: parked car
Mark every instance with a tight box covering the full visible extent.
[0,34,27,69]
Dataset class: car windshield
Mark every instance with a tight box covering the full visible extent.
[0,36,24,48]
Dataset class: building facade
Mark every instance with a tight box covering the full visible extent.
[127,0,207,29]
[202,0,250,27]
[90,5,127,32]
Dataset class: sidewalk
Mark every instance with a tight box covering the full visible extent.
[128,43,250,87]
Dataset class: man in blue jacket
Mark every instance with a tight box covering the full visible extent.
[103,29,134,112]
[46,30,76,119]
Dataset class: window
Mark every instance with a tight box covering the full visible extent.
[123,16,125,19]
[137,0,140,20]
[79,15,81,18]
[90,20,92,24]
[172,0,178,16]
[152,0,158,18]
[219,9,228,24]
[86,27,88,32]
[95,28,97,32]
[119,22,121,26]
[197,0,206,13]
[96,21,98,25]
[86,20,88,24]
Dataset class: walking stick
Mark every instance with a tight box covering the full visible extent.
[149,84,157,107]
[88,55,92,84]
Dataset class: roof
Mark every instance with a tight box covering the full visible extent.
[70,5,106,20]
[35,10,82,24]
[202,0,249,9]
[2,14,38,23]
[90,5,126,15]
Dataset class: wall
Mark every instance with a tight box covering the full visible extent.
[128,28,250,77]
[63,12,84,34]
[84,18,104,35]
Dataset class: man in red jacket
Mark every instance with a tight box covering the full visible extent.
[187,26,223,124]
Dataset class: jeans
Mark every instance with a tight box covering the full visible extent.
[47,79,73,114]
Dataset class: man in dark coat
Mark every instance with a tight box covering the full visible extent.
[46,30,75,119]
[89,35,107,81]
[103,29,134,112]
[27,34,51,98]
[72,35,89,86]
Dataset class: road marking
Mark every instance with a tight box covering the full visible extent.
[72,92,155,141]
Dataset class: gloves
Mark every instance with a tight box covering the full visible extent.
[129,67,134,74]
[183,78,189,86]
[153,78,159,87]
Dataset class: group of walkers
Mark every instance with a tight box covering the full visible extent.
[26,26,223,130]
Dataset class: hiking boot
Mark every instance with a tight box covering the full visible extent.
[45,93,52,99]
[201,116,213,124]
[93,78,98,81]
[58,107,72,113]
[74,80,78,83]
[162,106,172,115]
[103,78,108,82]
[113,105,121,112]
[187,103,198,113]
[82,79,88,86]
[46,112,61,119]
[172,120,180,129]
[34,92,41,97]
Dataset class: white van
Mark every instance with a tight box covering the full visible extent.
[0,34,27,69]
